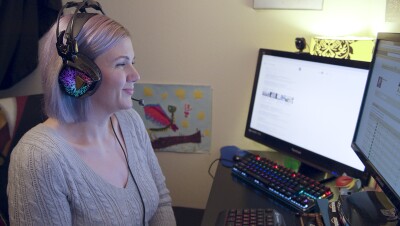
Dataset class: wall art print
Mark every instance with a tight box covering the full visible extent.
[132,84,212,153]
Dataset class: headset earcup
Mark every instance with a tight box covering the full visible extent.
[58,53,102,98]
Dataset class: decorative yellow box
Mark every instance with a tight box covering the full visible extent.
[310,36,375,62]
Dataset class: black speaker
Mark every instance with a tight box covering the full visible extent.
[55,0,105,98]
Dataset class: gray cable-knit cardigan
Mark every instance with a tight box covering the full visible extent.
[7,109,176,226]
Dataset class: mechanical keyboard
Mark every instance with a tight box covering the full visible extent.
[231,152,333,212]
[215,208,286,226]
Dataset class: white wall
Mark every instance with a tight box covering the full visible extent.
[1,0,398,209]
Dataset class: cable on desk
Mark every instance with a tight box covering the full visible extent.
[208,158,234,179]
[208,159,220,179]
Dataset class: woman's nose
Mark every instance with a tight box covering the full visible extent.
[129,65,140,82]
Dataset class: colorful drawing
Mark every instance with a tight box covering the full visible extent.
[133,84,212,153]
[144,104,179,132]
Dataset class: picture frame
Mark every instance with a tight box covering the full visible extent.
[254,0,324,10]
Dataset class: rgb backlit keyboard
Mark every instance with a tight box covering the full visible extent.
[231,153,333,212]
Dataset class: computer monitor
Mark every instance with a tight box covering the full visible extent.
[351,33,400,210]
[245,48,370,183]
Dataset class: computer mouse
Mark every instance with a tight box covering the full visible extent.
[220,146,248,167]
[233,155,242,162]
[336,175,353,187]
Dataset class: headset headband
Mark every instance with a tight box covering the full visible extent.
[56,0,105,61]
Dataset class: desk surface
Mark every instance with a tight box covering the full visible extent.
[201,152,303,226]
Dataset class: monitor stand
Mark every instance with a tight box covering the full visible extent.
[297,162,336,183]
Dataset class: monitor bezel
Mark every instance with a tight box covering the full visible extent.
[351,32,400,209]
[245,48,370,183]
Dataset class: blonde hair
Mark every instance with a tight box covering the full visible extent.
[39,14,130,123]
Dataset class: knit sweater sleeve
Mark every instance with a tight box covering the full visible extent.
[7,133,71,226]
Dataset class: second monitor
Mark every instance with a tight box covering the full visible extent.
[245,49,370,183]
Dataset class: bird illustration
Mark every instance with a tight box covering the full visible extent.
[144,104,179,132]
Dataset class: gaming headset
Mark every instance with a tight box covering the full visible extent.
[56,0,105,98]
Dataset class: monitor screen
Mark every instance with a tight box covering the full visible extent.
[245,49,370,182]
[352,33,400,209]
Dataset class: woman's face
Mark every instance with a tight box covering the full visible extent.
[92,37,140,113]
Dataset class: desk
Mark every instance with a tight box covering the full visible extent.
[201,152,303,226]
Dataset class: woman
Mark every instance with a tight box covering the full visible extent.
[7,5,176,226]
